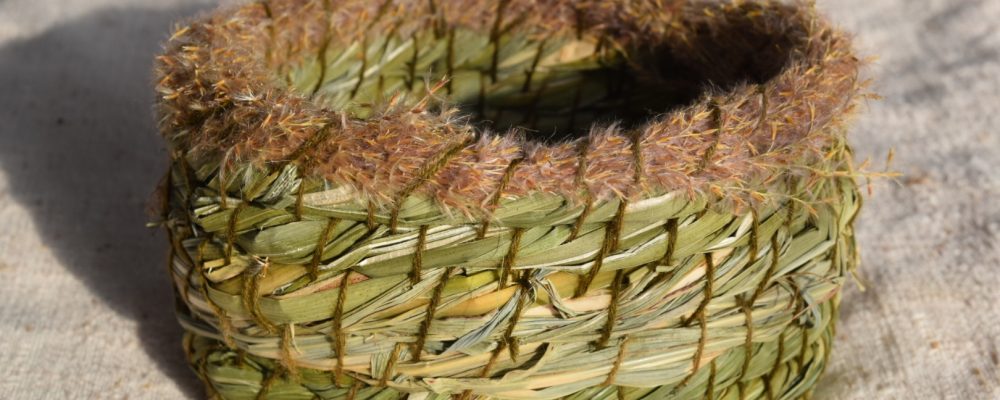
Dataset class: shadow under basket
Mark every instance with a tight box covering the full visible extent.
[155,0,868,399]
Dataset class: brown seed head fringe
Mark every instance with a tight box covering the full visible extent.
[156,0,865,214]
[157,0,870,399]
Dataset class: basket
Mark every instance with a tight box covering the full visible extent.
[154,0,867,399]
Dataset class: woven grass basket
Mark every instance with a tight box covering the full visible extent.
[155,0,868,399]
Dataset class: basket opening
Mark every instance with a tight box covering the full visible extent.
[285,10,800,143]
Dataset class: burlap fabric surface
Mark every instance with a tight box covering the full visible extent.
[0,0,997,398]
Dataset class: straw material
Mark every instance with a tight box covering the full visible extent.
[154,0,868,399]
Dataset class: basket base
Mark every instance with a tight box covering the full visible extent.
[180,298,838,400]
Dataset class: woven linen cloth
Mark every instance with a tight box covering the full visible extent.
[0,0,997,399]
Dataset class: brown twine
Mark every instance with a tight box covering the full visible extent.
[738,209,774,383]
[164,6,863,397]
[195,239,237,349]
[678,253,715,388]
[747,208,761,267]
[504,279,531,362]
[331,269,353,386]
[569,138,592,242]
[522,39,547,92]
[481,345,504,378]
[785,187,798,230]
[294,181,306,220]
[183,335,209,391]
[310,218,340,281]
[787,278,810,372]
[569,200,593,242]
[242,258,279,334]
[181,332,195,363]
[224,202,247,265]
[497,227,525,289]
[412,266,455,362]
[683,253,716,327]
[345,379,361,400]
[236,348,248,368]
[223,157,300,266]
[629,130,645,186]
[379,342,405,386]
[762,232,783,298]
[199,348,221,399]
[366,200,377,231]
[575,199,627,297]
[478,157,524,239]
[487,0,511,83]
[603,335,631,386]
[677,297,710,389]
[363,0,394,32]
[756,83,770,142]
[254,365,285,400]
[309,17,332,98]
[445,26,455,94]
[280,324,301,382]
[410,225,430,285]
[285,125,334,166]
[470,338,505,396]
[641,216,681,293]
[389,135,474,233]
[695,100,725,174]
[764,372,776,400]
[706,360,718,400]
[349,36,369,99]
[597,132,645,349]
[425,0,442,36]
[662,218,679,267]
[405,33,420,91]
[598,268,626,349]
[693,291,710,375]
[500,268,534,372]
[473,278,530,394]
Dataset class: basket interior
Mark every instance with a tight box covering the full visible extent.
[281,11,801,142]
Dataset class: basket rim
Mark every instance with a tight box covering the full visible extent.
[155,0,865,216]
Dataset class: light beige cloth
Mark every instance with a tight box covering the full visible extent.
[0,0,997,398]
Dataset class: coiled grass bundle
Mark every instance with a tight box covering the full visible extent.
[155,0,868,398]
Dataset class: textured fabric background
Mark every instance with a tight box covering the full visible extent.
[0,0,997,399]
